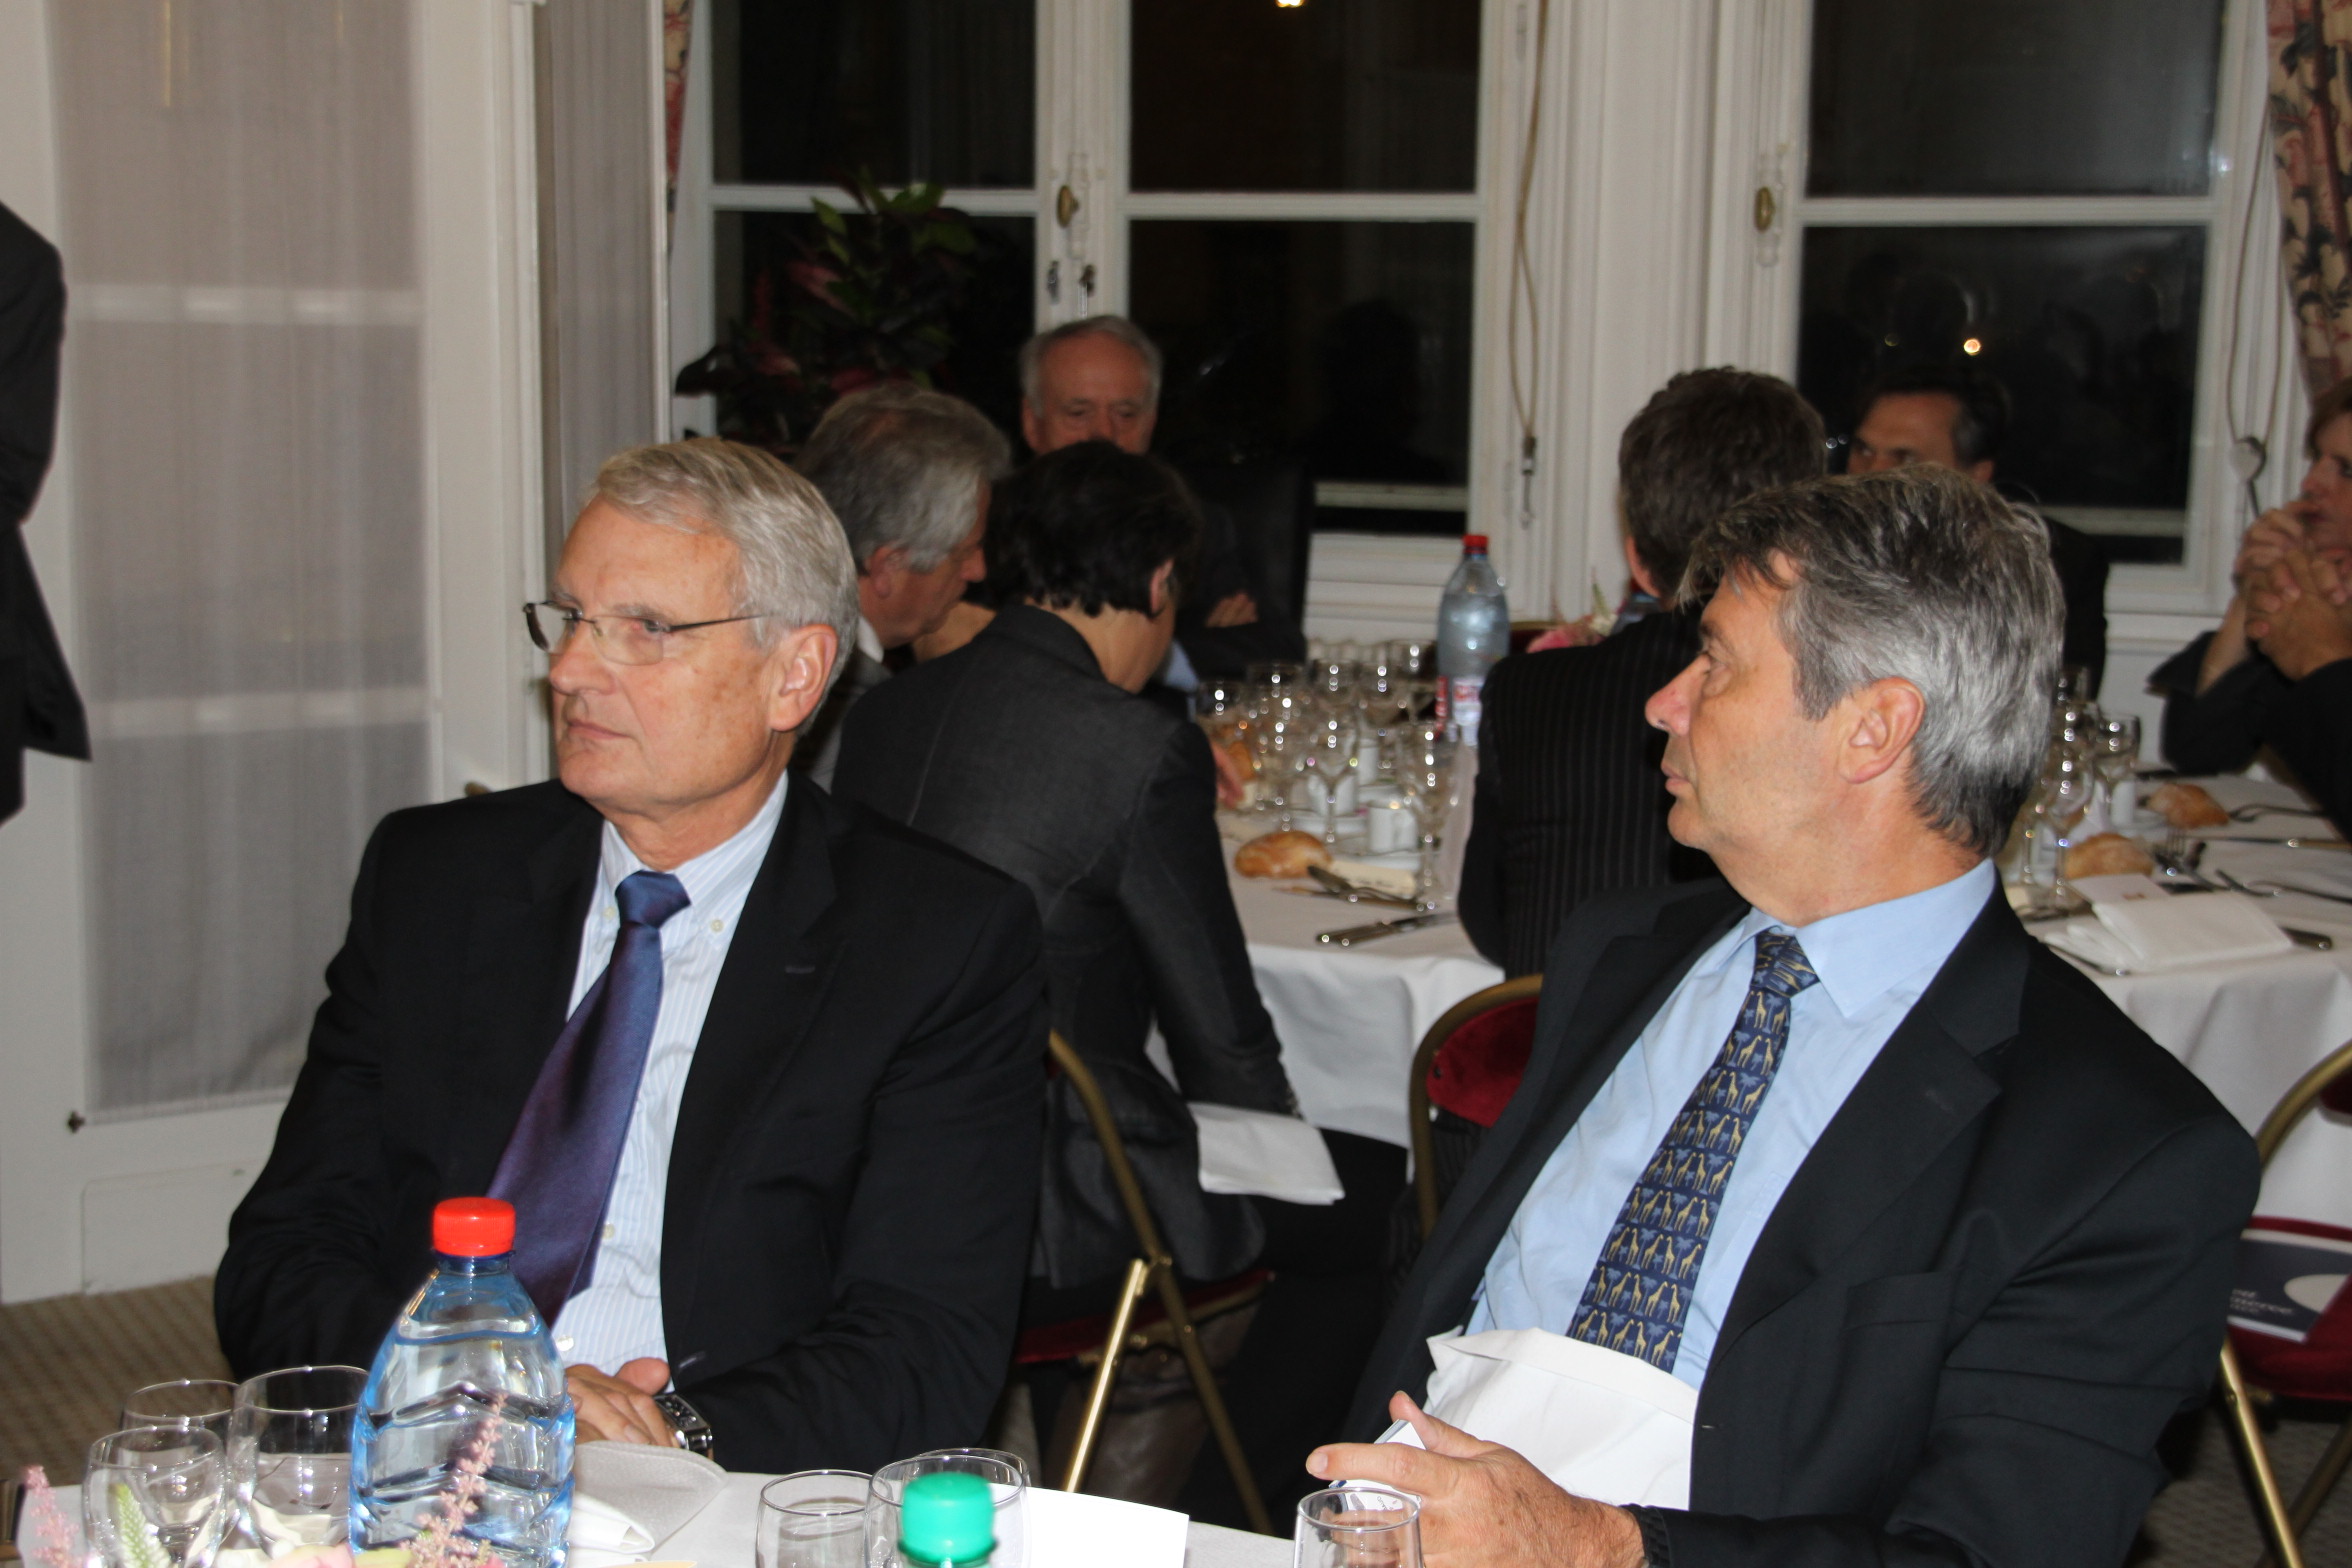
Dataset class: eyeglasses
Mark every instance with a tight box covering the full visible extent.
[522,601,771,666]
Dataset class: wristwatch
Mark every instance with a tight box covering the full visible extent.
[651,1391,716,1461]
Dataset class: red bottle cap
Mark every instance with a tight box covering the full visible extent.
[1462,533,1489,552]
[433,1197,516,1257]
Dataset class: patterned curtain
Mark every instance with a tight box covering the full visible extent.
[663,0,693,227]
[2269,0,2352,394]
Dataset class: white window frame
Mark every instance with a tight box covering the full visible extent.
[1704,0,2309,636]
[669,0,1538,641]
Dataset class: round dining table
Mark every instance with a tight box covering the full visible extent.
[1228,776,2352,1232]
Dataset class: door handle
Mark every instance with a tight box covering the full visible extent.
[1056,184,1080,228]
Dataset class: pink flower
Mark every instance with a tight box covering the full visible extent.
[17,1465,77,1568]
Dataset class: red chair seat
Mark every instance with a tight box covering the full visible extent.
[1425,997,1540,1128]
[2228,1216,2352,1405]
[1014,1269,1272,1365]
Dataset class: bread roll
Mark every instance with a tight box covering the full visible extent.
[2147,781,2228,829]
[2063,833,2155,880]
[1234,828,1332,879]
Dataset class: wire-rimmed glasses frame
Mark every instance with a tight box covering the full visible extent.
[521,600,774,666]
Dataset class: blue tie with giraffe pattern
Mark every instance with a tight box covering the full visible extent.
[1567,928,1818,1373]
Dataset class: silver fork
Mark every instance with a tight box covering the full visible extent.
[2153,832,2222,890]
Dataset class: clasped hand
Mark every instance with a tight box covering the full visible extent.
[1305,1392,1645,1568]
[567,1357,675,1446]
[2245,545,2352,682]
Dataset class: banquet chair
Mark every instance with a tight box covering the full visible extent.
[1012,1031,1274,1535]
[1408,975,1545,1239]
[2215,1035,2352,1568]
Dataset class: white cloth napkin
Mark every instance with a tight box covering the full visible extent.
[1377,1328,1696,1508]
[2056,891,2293,974]
[1329,857,1417,898]
[568,1441,730,1565]
[1192,1102,1346,1204]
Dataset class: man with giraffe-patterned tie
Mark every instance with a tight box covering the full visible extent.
[1314,467,2259,1568]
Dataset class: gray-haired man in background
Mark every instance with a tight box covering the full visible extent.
[792,383,1010,786]
[1316,468,2255,1568]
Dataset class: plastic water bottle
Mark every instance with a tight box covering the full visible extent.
[352,1198,575,1568]
[1436,534,1509,743]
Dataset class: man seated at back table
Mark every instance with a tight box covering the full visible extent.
[1312,468,2257,1567]
[217,439,1047,1474]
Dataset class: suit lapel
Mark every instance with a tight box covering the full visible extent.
[1419,885,1749,1327]
[442,800,603,1193]
[660,782,851,1334]
[1712,887,2025,1360]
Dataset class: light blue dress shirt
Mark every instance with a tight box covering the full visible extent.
[549,774,787,1373]
[1469,859,1996,1388]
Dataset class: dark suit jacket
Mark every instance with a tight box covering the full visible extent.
[2152,632,2352,836]
[791,641,892,790]
[0,200,88,825]
[1456,610,1715,976]
[832,605,1295,1288]
[2044,515,2110,697]
[216,779,1047,1474]
[1175,494,1307,679]
[1355,877,2257,1568]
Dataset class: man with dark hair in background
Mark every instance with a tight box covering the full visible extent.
[0,199,88,826]
[1458,369,1826,979]
[1847,361,2110,693]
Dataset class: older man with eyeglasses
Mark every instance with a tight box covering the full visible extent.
[218,439,1047,1475]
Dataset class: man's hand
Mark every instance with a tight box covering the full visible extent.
[2249,551,2352,681]
[568,1357,674,1446]
[1305,1393,1645,1568]
[1204,590,1260,629]
[2236,504,2319,588]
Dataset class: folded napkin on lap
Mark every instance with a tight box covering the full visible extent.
[2054,891,2293,973]
[1192,1102,1346,1204]
[570,1441,729,1565]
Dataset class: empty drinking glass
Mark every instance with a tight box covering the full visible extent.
[86,1427,229,1568]
[866,1450,1027,1567]
[756,1470,870,1568]
[2094,713,2143,832]
[1395,724,1457,908]
[1303,710,1361,846]
[1295,1485,1421,1568]
[232,1366,364,1558]
[120,1382,238,1445]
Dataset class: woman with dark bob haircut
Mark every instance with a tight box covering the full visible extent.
[833,439,1404,1527]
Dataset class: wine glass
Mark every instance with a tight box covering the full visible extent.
[2094,713,2142,831]
[756,1470,870,1568]
[866,1451,1027,1568]
[2016,748,2093,917]
[1302,709,1361,847]
[231,1366,365,1558]
[120,1381,238,1445]
[1295,1485,1421,1568]
[1395,723,1457,908]
[86,1427,229,1568]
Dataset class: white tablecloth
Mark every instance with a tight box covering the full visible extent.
[1230,864,1503,1150]
[1229,778,2352,1227]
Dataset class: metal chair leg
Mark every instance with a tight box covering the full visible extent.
[2219,1341,2307,1568]
[1145,1255,1273,1536]
[2285,1412,2352,1537]
[1060,1258,1149,1495]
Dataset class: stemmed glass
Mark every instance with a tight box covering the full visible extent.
[231,1366,365,1558]
[2016,748,2093,917]
[1302,708,1361,847]
[85,1427,229,1568]
[1395,723,1457,908]
[120,1382,238,1445]
[2094,713,2142,832]
[1295,1485,1422,1567]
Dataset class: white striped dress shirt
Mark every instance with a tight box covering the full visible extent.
[549,775,787,1372]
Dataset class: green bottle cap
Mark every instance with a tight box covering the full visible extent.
[898,1471,995,1565]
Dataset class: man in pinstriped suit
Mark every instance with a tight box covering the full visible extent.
[1457,371,1827,978]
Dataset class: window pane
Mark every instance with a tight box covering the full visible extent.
[1131,220,1472,535]
[1808,0,2222,197]
[1130,0,1478,194]
[713,0,1034,187]
[1797,225,2207,565]
[711,211,1034,445]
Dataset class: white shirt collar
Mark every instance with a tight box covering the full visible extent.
[856,615,885,664]
[595,772,789,916]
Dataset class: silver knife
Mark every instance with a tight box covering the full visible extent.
[1306,864,1420,908]
[2189,834,2351,850]
[1317,911,1455,946]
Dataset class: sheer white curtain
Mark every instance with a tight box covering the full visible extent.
[50,1,432,1113]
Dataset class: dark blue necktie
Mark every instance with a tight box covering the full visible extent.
[490,869,692,1322]
[1568,929,1818,1372]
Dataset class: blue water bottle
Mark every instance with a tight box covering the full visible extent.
[351,1197,576,1568]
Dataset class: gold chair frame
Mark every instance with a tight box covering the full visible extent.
[1407,975,1545,1239]
[2219,1035,2352,1568]
[1046,1031,1274,1535]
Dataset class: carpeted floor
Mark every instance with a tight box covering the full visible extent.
[1,1276,2347,1557]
